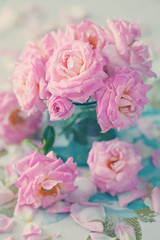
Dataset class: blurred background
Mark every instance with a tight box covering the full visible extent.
[0,0,159,108]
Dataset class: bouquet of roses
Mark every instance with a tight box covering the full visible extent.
[11,19,155,134]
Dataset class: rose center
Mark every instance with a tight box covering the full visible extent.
[106,156,125,173]
[38,185,58,197]
[9,109,24,126]
[118,93,135,114]
[88,35,97,49]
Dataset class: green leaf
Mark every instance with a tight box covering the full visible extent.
[41,126,55,154]
[135,208,156,223]
[98,129,117,141]
[103,215,119,238]
[124,217,142,240]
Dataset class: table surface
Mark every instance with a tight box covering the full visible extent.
[0,1,160,239]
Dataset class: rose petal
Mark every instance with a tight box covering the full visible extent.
[0,181,15,205]
[3,237,15,240]
[151,187,160,213]
[65,177,97,203]
[118,179,147,207]
[14,203,37,222]
[90,232,112,240]
[152,149,160,168]
[115,222,136,240]
[0,214,14,233]
[22,222,51,240]
[47,201,71,213]
[70,202,105,232]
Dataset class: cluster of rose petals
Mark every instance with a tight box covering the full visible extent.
[0,92,42,144]
[95,67,151,132]
[87,139,142,196]
[15,151,78,208]
[104,19,156,78]
[47,40,107,103]
[115,222,136,240]
[47,96,75,121]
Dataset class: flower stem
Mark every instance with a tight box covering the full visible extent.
[24,139,41,153]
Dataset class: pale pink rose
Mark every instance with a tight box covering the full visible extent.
[87,139,142,196]
[13,59,48,115]
[0,181,15,205]
[47,96,75,121]
[0,92,42,144]
[0,215,14,233]
[95,68,151,132]
[15,151,78,208]
[152,149,160,168]
[22,222,50,240]
[115,222,136,240]
[70,202,105,232]
[104,19,156,78]
[47,40,107,103]
[65,20,107,50]
[20,30,64,64]
[90,233,111,240]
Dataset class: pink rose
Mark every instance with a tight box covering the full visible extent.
[47,96,75,121]
[20,30,64,64]
[65,20,107,50]
[104,19,156,78]
[15,151,78,208]
[95,67,151,132]
[87,139,142,196]
[47,40,107,103]
[13,59,48,114]
[0,92,42,144]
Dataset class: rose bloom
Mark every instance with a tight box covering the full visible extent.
[20,30,64,64]
[65,20,107,50]
[47,96,75,121]
[47,40,107,103]
[95,67,151,132]
[15,151,78,208]
[87,139,142,196]
[0,92,42,144]
[13,59,48,115]
[104,19,156,78]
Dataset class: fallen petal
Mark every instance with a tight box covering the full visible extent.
[47,201,71,213]
[118,179,147,207]
[0,214,14,233]
[14,203,37,222]
[115,222,136,240]
[151,187,160,213]
[0,181,15,205]
[64,177,97,203]
[90,232,112,240]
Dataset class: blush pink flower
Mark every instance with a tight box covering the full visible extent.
[95,67,151,132]
[47,40,107,103]
[0,92,42,144]
[152,149,160,168]
[0,181,15,205]
[20,30,64,64]
[104,19,156,78]
[47,96,75,121]
[65,20,107,50]
[15,151,78,208]
[87,139,142,196]
[13,59,47,115]
[115,222,136,240]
